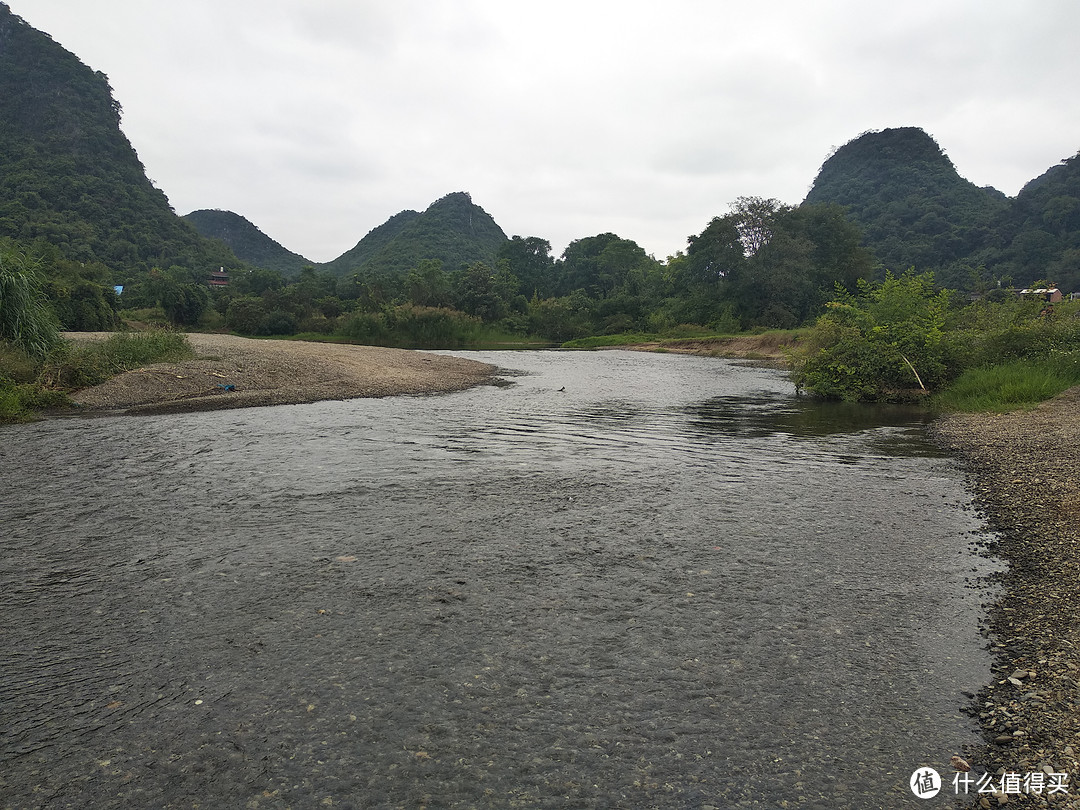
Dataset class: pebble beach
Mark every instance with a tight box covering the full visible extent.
[932,389,1080,808]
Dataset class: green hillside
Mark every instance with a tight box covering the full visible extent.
[0,3,239,283]
[184,209,312,276]
[990,153,1080,291]
[322,192,508,278]
[321,209,421,276]
[804,127,1010,276]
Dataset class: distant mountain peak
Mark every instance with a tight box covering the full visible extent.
[804,127,1009,272]
[183,209,312,276]
[321,191,507,277]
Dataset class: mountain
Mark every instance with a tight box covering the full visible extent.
[184,209,312,276]
[804,127,1080,289]
[0,3,239,281]
[321,191,508,277]
[322,209,421,276]
[995,152,1080,290]
[804,127,1010,275]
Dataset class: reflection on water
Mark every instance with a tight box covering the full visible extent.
[686,390,941,447]
[0,350,997,809]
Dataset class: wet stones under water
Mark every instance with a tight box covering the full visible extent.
[0,351,1000,808]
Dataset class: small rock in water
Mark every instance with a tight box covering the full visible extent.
[950,755,971,772]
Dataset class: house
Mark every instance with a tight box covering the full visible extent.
[209,267,229,287]
[1019,287,1063,303]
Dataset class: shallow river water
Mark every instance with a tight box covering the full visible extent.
[1,350,998,808]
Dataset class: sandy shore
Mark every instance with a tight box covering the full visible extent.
[65,333,497,415]
[622,332,796,363]
[931,390,1080,808]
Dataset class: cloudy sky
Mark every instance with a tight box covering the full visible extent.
[12,1,1080,263]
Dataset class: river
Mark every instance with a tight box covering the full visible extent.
[0,350,998,808]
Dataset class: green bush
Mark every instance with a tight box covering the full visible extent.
[337,304,485,348]
[340,310,389,344]
[0,340,40,383]
[792,271,950,401]
[0,377,71,423]
[259,309,298,336]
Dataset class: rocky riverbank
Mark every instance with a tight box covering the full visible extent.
[931,389,1080,808]
[64,333,497,415]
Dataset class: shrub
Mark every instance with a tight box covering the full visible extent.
[258,309,298,336]
[791,271,950,401]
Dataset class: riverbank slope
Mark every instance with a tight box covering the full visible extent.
[931,390,1080,807]
[622,332,796,363]
[65,333,496,415]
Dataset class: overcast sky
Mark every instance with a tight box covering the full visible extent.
[11,1,1080,263]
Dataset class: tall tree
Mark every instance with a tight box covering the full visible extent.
[730,196,790,256]
[498,236,555,298]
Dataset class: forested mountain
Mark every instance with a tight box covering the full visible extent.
[320,209,421,276]
[989,153,1080,292]
[804,127,1080,290]
[184,209,312,276]
[321,192,508,278]
[0,3,240,283]
[804,127,1010,277]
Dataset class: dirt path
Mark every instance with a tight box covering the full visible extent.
[65,333,496,415]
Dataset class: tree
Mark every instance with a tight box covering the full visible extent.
[730,196,790,256]
[498,236,556,298]
[685,215,744,284]
[160,280,208,327]
[452,261,518,322]
[406,259,451,308]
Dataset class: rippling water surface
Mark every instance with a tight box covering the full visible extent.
[0,350,998,808]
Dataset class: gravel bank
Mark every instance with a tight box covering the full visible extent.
[931,390,1080,808]
[65,333,497,415]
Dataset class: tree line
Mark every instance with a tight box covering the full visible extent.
[75,196,869,347]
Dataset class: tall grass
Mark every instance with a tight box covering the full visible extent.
[40,331,194,388]
[1,330,194,422]
[0,245,61,358]
[932,354,1080,412]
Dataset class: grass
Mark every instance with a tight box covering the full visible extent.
[40,331,194,388]
[1,330,194,423]
[932,355,1080,412]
